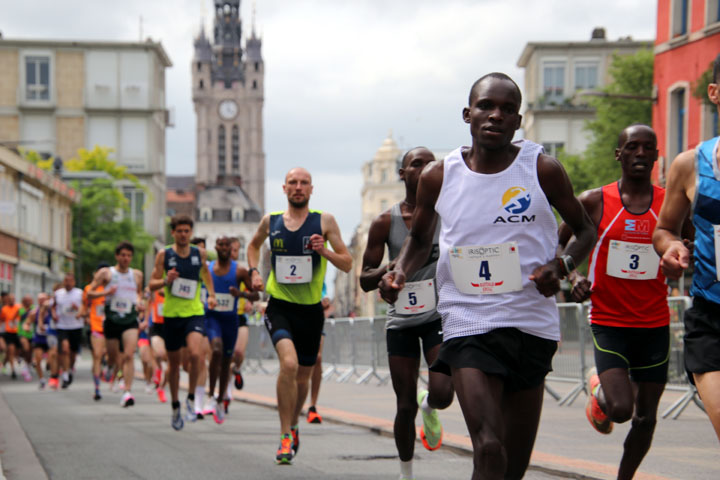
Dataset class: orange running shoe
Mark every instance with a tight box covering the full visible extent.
[48,377,60,390]
[157,388,167,403]
[276,434,293,465]
[585,367,613,434]
[307,406,322,424]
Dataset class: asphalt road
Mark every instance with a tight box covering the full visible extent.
[0,360,565,480]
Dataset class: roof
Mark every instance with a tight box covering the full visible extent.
[166,175,196,191]
[517,38,652,67]
[166,191,195,203]
[0,38,173,67]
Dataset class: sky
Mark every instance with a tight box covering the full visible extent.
[1,0,657,288]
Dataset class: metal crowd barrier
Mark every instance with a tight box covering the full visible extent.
[243,296,703,418]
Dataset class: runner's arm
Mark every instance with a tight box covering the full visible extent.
[235,267,260,300]
[360,211,392,292]
[380,160,442,303]
[653,150,695,280]
[200,248,217,310]
[533,154,596,297]
[317,212,352,273]
[86,268,112,299]
[247,214,270,291]
[148,250,167,291]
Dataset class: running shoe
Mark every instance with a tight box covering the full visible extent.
[306,405,322,424]
[290,425,299,455]
[417,389,443,451]
[121,391,135,408]
[223,397,230,414]
[185,397,198,422]
[11,371,17,380]
[94,391,102,401]
[152,368,162,388]
[212,400,225,425]
[157,388,167,403]
[48,377,59,390]
[202,397,216,416]
[61,378,70,389]
[233,369,244,390]
[68,372,73,385]
[585,367,612,434]
[144,382,155,394]
[38,379,46,390]
[172,407,184,431]
[275,434,293,465]
[21,368,32,382]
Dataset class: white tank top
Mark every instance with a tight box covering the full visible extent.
[434,140,560,341]
[106,267,138,315]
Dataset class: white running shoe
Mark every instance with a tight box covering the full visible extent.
[121,391,135,408]
[202,397,216,416]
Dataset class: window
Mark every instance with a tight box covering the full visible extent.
[252,80,257,90]
[673,0,689,36]
[232,125,239,173]
[123,188,145,226]
[254,62,259,72]
[707,0,720,24]
[542,142,565,157]
[197,62,202,72]
[669,87,687,160]
[543,62,565,102]
[218,125,226,174]
[574,63,598,90]
[25,56,50,101]
[199,79,204,89]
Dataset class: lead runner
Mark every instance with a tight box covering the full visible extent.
[380,73,596,479]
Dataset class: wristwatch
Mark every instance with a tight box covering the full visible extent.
[248,267,259,276]
[559,255,576,277]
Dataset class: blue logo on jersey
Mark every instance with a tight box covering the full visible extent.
[502,187,531,214]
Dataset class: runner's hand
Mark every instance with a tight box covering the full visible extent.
[570,277,592,303]
[207,294,217,310]
[229,286,240,298]
[106,285,118,296]
[529,260,562,297]
[166,268,179,285]
[379,270,406,304]
[307,233,326,255]
[660,240,689,280]
[251,270,264,292]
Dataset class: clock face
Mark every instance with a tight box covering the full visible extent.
[218,100,238,120]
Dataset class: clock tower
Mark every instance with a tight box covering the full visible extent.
[192,0,265,210]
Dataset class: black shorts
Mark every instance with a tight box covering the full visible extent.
[238,314,248,328]
[386,317,443,358]
[103,319,139,341]
[265,297,324,366]
[684,296,720,379]
[149,323,164,338]
[3,332,20,348]
[56,329,83,353]
[431,328,557,393]
[32,342,49,352]
[590,323,669,383]
[163,316,205,352]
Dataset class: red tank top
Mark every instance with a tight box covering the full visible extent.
[587,182,669,327]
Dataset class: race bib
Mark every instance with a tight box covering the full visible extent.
[394,280,436,314]
[110,298,133,315]
[606,240,660,280]
[95,304,105,318]
[61,303,75,316]
[276,256,313,284]
[448,242,523,295]
[171,278,198,299]
[157,303,164,317]
[715,225,720,282]
[214,293,235,312]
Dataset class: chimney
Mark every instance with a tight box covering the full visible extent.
[591,27,606,41]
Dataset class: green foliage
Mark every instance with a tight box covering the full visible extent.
[562,49,654,194]
[692,64,714,106]
[17,148,54,170]
[71,178,154,283]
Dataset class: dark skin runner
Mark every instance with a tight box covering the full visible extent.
[380,74,596,480]
[360,147,454,466]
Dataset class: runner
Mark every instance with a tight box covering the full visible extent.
[149,289,168,403]
[87,242,145,407]
[1,293,21,379]
[229,236,259,407]
[362,147,454,480]
[653,52,720,443]
[47,284,62,389]
[29,293,52,389]
[17,295,34,381]
[559,124,676,478]
[138,291,158,395]
[379,73,596,479]
[205,236,254,424]
[149,215,216,430]
[248,167,352,464]
[82,262,109,400]
[52,273,84,389]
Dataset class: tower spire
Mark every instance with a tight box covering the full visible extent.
[252,0,257,36]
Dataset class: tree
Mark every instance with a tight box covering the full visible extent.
[72,178,154,283]
[692,62,714,106]
[559,49,654,193]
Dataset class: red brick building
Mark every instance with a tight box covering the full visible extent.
[653,0,720,182]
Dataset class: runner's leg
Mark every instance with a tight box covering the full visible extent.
[617,381,665,479]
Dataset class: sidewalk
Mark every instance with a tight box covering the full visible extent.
[231,361,719,480]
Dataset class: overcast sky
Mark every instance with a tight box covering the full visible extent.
[1,0,656,246]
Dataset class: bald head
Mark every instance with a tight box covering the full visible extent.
[618,124,656,148]
[285,167,312,184]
